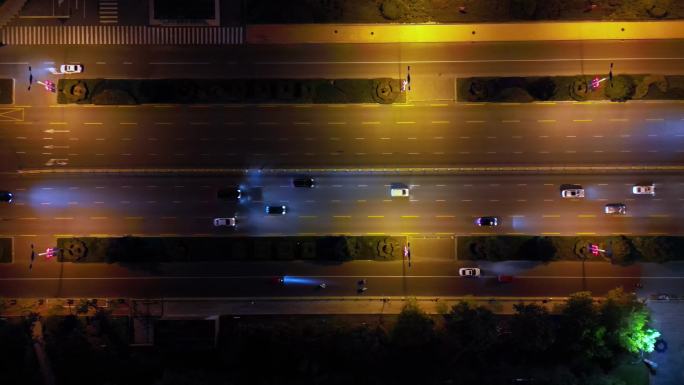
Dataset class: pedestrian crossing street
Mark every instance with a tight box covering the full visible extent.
[0,25,243,45]
[99,0,118,24]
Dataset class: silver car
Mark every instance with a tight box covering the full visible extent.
[213,217,236,227]
[561,187,585,198]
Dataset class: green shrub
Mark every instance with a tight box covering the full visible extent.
[0,79,14,104]
[604,75,635,102]
[527,77,557,100]
[606,236,635,265]
[634,74,667,99]
[467,79,494,101]
[314,81,347,103]
[511,0,538,19]
[380,0,405,20]
[275,80,296,100]
[569,76,590,101]
[0,238,11,263]
[646,0,671,18]
[251,80,272,100]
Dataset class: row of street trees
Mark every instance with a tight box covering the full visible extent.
[1,289,658,385]
[218,289,659,385]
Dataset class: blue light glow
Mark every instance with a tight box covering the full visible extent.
[282,276,317,285]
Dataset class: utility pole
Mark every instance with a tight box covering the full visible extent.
[609,62,614,86]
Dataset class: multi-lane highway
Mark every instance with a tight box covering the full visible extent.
[2,40,684,171]
[1,103,683,170]
[2,38,684,302]
[0,173,681,237]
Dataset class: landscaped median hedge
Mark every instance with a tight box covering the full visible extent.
[56,236,405,263]
[0,79,13,104]
[458,235,684,264]
[56,78,405,105]
[458,74,684,103]
[0,238,12,263]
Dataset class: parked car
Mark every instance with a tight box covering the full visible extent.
[293,177,315,188]
[560,184,585,198]
[475,216,499,227]
[632,184,655,195]
[213,217,236,227]
[459,267,481,277]
[265,205,287,215]
[390,183,410,198]
[0,191,13,203]
[604,203,627,215]
[59,64,83,74]
[217,187,241,201]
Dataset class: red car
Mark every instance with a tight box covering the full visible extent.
[497,275,513,283]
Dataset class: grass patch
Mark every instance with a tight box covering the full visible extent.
[0,238,12,263]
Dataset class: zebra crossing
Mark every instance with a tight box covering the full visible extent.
[0,25,243,45]
[99,0,118,24]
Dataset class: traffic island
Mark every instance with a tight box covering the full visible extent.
[457,74,684,102]
[56,236,406,264]
[56,78,405,105]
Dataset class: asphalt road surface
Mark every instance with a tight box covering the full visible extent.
[1,102,683,171]
[2,39,684,300]
[2,41,684,171]
[0,173,681,238]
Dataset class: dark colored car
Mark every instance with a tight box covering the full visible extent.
[0,191,13,203]
[475,216,499,227]
[265,205,287,215]
[604,203,627,215]
[217,187,241,201]
[293,177,315,188]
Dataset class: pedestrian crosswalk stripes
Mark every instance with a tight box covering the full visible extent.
[0,26,243,45]
[99,0,119,24]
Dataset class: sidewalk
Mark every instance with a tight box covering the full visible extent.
[247,20,684,44]
[161,296,570,317]
[0,296,572,317]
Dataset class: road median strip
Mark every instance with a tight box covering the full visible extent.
[16,164,684,176]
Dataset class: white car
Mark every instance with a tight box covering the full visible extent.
[561,189,584,198]
[59,64,83,74]
[632,184,655,195]
[459,267,481,277]
[390,183,410,198]
[213,217,236,227]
